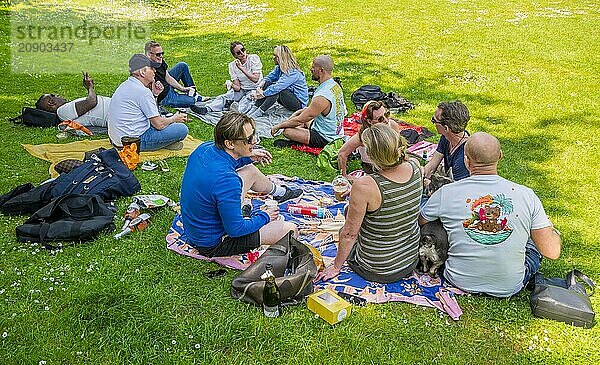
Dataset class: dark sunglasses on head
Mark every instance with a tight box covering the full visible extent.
[235,47,246,56]
[151,52,164,57]
[235,133,256,145]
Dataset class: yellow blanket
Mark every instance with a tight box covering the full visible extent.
[22,135,202,177]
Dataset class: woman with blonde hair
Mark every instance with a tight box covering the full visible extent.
[316,123,423,283]
[246,45,309,118]
[337,100,401,177]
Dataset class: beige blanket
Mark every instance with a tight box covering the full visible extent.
[22,135,202,177]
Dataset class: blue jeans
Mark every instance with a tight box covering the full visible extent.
[523,238,543,285]
[160,62,200,108]
[139,123,188,151]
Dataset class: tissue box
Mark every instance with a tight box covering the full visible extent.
[307,289,352,325]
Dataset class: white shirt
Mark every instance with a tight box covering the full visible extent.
[228,54,262,90]
[56,95,111,128]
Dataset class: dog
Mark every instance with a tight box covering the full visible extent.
[418,171,453,277]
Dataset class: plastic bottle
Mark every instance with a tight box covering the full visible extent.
[114,213,151,239]
[262,263,281,317]
[287,204,326,218]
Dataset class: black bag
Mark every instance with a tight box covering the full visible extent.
[9,107,60,127]
[382,92,414,113]
[0,183,35,208]
[2,148,140,216]
[16,194,116,249]
[351,85,386,110]
[231,232,318,306]
[530,269,595,328]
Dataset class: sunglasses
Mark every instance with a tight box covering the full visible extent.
[151,51,164,57]
[235,47,246,56]
[234,133,257,145]
[431,116,445,126]
[370,116,388,124]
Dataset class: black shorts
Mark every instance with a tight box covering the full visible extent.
[194,230,261,258]
[308,129,330,148]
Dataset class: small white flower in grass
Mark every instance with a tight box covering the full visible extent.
[543,329,548,334]
[81,333,85,339]
[188,334,193,339]
[533,335,538,341]
[171,339,176,345]
[44,306,49,311]
[403,319,408,324]
[546,348,551,353]
[195,343,201,349]
[77,351,82,355]
[544,336,549,342]
[49,287,53,291]
[77,253,80,257]
[49,277,54,282]
[135,269,139,273]
[34,299,39,303]
[2,331,7,338]
[39,361,46,365]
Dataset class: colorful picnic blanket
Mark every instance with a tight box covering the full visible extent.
[166,174,463,319]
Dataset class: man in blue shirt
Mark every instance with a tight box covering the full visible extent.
[180,112,301,257]
[270,55,346,148]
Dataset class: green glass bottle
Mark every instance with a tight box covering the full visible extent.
[263,263,281,317]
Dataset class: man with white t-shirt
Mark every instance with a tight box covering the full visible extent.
[35,72,110,130]
[419,132,561,297]
[108,54,188,151]
[191,42,263,115]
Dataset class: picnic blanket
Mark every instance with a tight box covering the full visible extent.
[185,101,293,139]
[166,174,464,319]
[22,135,203,177]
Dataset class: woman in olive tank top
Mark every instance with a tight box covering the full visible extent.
[316,123,423,283]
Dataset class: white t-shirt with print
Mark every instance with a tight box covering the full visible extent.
[228,54,262,90]
[56,95,111,128]
[421,174,550,297]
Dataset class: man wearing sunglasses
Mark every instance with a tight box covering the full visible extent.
[191,42,263,115]
[180,112,302,257]
[145,40,206,108]
[270,55,346,148]
[423,100,471,182]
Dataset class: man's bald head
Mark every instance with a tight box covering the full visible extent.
[464,132,502,167]
[313,55,334,72]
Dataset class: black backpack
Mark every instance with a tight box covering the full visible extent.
[16,194,116,249]
[1,148,140,216]
[9,107,60,128]
[351,85,386,110]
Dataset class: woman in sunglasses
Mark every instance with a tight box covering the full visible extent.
[423,101,470,182]
[191,42,263,115]
[244,45,309,118]
[337,100,401,178]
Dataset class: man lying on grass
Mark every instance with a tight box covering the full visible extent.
[179,112,301,257]
[36,72,110,131]
[419,132,561,297]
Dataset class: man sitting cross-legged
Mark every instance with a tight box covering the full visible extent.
[270,55,346,148]
[419,132,561,297]
[180,112,302,257]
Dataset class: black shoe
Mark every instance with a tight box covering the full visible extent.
[274,186,303,203]
[241,204,252,217]
[273,139,299,148]
[190,105,209,115]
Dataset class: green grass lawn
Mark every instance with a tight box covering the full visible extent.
[1,0,599,364]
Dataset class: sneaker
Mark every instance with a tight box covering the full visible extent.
[163,141,184,151]
[273,139,299,148]
[159,160,170,172]
[241,204,252,217]
[229,101,239,112]
[141,161,158,171]
[274,186,303,203]
[190,105,209,115]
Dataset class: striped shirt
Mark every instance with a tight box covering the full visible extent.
[351,160,422,282]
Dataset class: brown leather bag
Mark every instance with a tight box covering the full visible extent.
[231,232,317,306]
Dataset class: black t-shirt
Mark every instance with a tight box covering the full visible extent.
[155,60,169,103]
